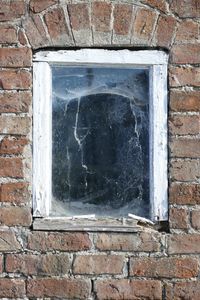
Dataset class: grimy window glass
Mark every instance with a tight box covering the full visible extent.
[51,66,150,218]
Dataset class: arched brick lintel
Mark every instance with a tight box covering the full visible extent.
[22,1,179,51]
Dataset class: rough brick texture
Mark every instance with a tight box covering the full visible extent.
[0,1,199,299]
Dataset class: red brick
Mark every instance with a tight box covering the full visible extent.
[130,257,198,278]
[0,136,28,155]
[0,25,17,44]
[27,278,91,299]
[0,207,31,226]
[23,15,51,49]
[155,15,177,48]
[74,255,124,275]
[141,0,168,13]
[0,279,25,298]
[169,66,200,87]
[44,8,71,45]
[191,210,200,229]
[0,91,31,113]
[28,231,92,251]
[169,115,200,135]
[0,230,21,251]
[0,182,29,204]
[0,0,25,21]
[170,138,200,158]
[170,90,200,112]
[0,69,31,90]
[170,0,200,18]
[92,2,112,32]
[6,253,70,275]
[169,183,200,205]
[95,279,162,300]
[132,7,157,44]
[175,20,199,44]
[0,48,32,68]
[95,232,161,252]
[113,4,133,35]
[169,207,188,229]
[68,4,90,30]
[168,234,200,254]
[171,44,200,64]
[30,0,58,13]
[18,29,28,46]
[0,116,30,135]
[0,157,23,178]
[166,281,200,300]
[170,159,200,182]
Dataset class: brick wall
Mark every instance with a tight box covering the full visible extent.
[0,0,200,299]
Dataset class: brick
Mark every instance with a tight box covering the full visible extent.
[0,91,31,113]
[0,207,31,226]
[170,159,200,182]
[0,0,25,21]
[168,234,200,254]
[92,2,112,32]
[0,25,17,44]
[74,255,124,275]
[0,157,23,178]
[28,231,92,251]
[23,15,51,49]
[155,15,177,48]
[175,20,199,44]
[170,90,200,112]
[0,279,25,298]
[0,136,28,155]
[95,279,162,300]
[0,48,32,68]
[130,257,198,278]
[169,115,200,135]
[169,183,200,205]
[132,7,157,45]
[0,69,31,90]
[0,182,29,204]
[44,8,71,45]
[169,207,188,229]
[68,4,90,31]
[0,116,30,135]
[0,230,21,251]
[18,29,28,46]
[171,44,200,64]
[95,232,161,252]
[166,281,200,300]
[113,4,133,35]
[191,210,200,229]
[27,278,91,299]
[170,138,200,158]
[170,0,200,18]
[169,66,200,87]
[141,0,168,13]
[30,0,58,13]
[6,253,70,276]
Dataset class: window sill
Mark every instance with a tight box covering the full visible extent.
[33,216,156,232]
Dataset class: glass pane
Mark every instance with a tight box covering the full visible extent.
[51,66,150,218]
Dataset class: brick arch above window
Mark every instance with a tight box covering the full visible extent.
[20,1,180,50]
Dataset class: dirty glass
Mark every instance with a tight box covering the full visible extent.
[51,65,150,218]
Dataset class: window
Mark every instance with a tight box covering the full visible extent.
[33,49,168,228]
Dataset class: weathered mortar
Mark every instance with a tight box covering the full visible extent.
[0,0,200,299]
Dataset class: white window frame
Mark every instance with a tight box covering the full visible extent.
[33,49,168,224]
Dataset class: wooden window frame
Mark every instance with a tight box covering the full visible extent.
[33,49,168,230]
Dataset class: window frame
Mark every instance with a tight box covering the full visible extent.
[33,49,168,225]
